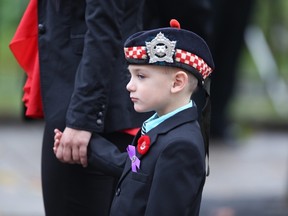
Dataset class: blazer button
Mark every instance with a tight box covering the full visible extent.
[38,24,46,34]
[96,119,102,125]
[115,188,121,196]
[97,111,103,117]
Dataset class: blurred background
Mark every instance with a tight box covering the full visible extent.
[0,0,288,215]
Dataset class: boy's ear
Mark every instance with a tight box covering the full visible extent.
[171,71,188,93]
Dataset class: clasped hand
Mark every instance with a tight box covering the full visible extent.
[53,127,92,167]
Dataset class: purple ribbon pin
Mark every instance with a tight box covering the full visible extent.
[127,145,140,173]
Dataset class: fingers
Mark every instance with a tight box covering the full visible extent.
[71,145,80,164]
[55,142,64,162]
[79,145,88,167]
[53,138,60,154]
[53,127,91,167]
[62,144,73,162]
[54,128,68,163]
[53,128,62,154]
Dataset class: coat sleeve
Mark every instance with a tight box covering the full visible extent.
[144,138,206,216]
[88,133,127,177]
[66,0,124,132]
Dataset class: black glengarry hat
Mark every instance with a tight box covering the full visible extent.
[124,19,215,84]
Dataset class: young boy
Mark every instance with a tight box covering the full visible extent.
[54,19,214,216]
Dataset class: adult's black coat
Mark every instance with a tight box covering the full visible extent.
[38,0,149,215]
[39,0,148,132]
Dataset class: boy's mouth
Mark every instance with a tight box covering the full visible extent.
[130,97,138,102]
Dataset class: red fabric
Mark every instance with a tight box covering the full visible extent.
[9,0,43,118]
[121,128,140,136]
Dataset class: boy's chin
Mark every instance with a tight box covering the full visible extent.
[134,106,150,113]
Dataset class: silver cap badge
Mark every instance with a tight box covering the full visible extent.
[145,32,176,63]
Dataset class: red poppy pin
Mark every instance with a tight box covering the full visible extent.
[137,135,151,155]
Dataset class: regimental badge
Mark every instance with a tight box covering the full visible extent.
[146,32,176,64]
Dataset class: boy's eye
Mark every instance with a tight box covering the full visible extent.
[137,74,145,79]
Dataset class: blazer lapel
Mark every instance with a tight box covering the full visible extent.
[117,107,198,184]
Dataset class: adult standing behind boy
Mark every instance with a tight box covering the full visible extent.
[11,0,150,215]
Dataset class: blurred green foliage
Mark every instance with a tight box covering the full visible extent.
[0,0,29,118]
[231,0,288,126]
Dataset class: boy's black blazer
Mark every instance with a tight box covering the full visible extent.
[89,106,206,216]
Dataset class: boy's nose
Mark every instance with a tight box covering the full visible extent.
[126,80,135,92]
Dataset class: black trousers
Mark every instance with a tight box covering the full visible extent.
[41,124,134,216]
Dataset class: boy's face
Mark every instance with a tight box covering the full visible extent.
[126,65,175,116]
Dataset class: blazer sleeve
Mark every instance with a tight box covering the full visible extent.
[144,139,206,216]
[88,133,127,177]
[66,0,124,132]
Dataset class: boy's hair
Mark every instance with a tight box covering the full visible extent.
[160,65,198,95]
[187,72,198,94]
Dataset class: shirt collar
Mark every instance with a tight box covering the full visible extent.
[144,100,193,133]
